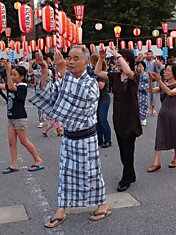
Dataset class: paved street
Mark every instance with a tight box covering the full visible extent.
[0,88,176,235]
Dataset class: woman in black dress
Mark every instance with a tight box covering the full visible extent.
[147,64,176,172]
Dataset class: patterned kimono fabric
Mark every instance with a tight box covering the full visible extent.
[29,71,106,207]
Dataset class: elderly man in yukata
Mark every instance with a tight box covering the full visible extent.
[29,46,111,228]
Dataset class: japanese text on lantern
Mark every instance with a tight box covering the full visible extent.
[1,5,6,29]
[25,7,31,30]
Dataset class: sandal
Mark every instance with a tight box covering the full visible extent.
[3,167,19,174]
[168,160,176,168]
[89,210,111,221]
[45,214,67,228]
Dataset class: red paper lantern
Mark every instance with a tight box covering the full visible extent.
[128,41,133,50]
[35,8,42,18]
[63,18,71,40]
[170,31,176,38]
[45,46,49,54]
[146,39,152,50]
[74,4,85,21]
[90,43,95,53]
[15,41,21,54]
[42,5,55,32]
[52,34,57,47]
[156,37,162,48]
[46,36,52,48]
[18,4,33,34]
[120,40,126,49]
[133,27,140,37]
[28,45,32,54]
[30,40,36,51]
[73,24,80,45]
[22,41,28,53]
[109,41,114,48]
[68,23,74,43]
[63,46,68,53]
[38,38,44,50]
[99,43,105,51]
[21,35,26,42]
[167,36,173,48]
[137,40,142,51]
[9,40,15,50]
[58,11,67,35]
[78,27,82,44]
[0,40,5,51]
[162,22,168,34]
[0,3,7,34]
[57,36,64,49]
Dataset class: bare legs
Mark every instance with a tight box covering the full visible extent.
[8,127,42,169]
[148,149,176,172]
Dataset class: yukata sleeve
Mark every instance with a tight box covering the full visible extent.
[28,80,62,116]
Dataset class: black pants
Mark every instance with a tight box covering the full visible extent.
[0,89,7,102]
[116,133,136,185]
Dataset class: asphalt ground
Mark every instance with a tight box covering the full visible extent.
[0,88,176,235]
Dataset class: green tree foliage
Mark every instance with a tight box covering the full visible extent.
[57,0,175,44]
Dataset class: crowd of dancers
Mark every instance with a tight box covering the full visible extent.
[0,46,176,228]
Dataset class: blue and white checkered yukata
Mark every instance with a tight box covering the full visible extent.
[29,70,106,208]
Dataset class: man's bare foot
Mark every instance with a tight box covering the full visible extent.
[89,203,111,221]
[45,208,67,228]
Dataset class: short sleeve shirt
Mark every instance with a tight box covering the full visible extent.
[6,83,27,119]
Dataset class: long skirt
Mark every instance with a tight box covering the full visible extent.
[57,135,106,208]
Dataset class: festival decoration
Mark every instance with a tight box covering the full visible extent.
[14,1,21,10]
[152,30,159,37]
[128,41,133,50]
[9,40,15,50]
[28,45,32,54]
[167,36,173,48]
[18,4,33,34]
[38,38,44,50]
[109,41,114,48]
[99,43,105,51]
[45,46,49,54]
[46,35,52,48]
[74,4,85,21]
[35,8,42,18]
[42,5,55,32]
[146,39,152,50]
[30,40,36,51]
[15,41,21,54]
[21,35,26,42]
[0,40,5,51]
[90,43,95,53]
[95,23,103,31]
[52,34,57,47]
[137,40,142,51]
[120,40,126,49]
[156,37,162,48]
[170,31,176,38]
[22,41,28,53]
[0,2,7,34]
[133,27,140,37]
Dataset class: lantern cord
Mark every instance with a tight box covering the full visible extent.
[82,35,166,44]
[67,13,161,31]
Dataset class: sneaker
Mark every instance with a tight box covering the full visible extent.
[37,122,43,128]
[141,119,147,126]
[102,142,112,148]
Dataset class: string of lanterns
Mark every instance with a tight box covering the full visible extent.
[0,1,84,55]
[0,1,175,57]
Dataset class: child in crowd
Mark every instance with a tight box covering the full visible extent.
[0,60,44,174]
[43,116,63,137]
